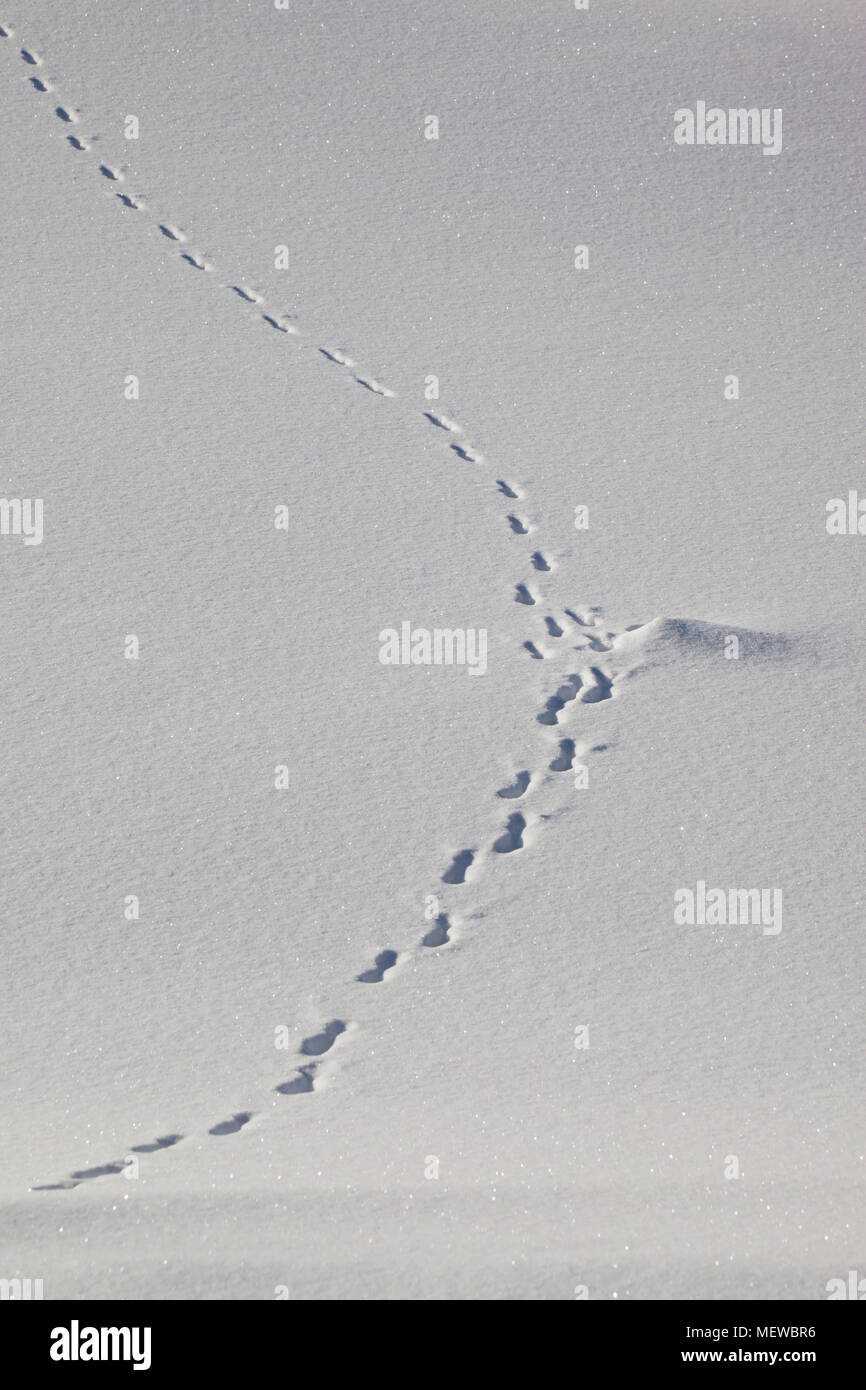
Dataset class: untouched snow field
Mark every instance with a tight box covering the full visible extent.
[0,1,863,1299]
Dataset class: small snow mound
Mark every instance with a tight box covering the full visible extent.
[613,617,791,661]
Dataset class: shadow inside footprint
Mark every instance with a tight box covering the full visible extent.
[209,1112,253,1137]
[549,739,576,772]
[581,667,614,702]
[275,1065,316,1096]
[531,552,551,571]
[497,771,530,799]
[566,608,601,628]
[523,641,544,659]
[69,1161,128,1180]
[545,617,564,638]
[300,1019,346,1057]
[493,814,526,854]
[130,1134,183,1154]
[584,634,613,652]
[422,913,452,948]
[451,443,481,462]
[424,412,459,431]
[537,675,582,725]
[442,849,474,884]
[356,949,398,983]
[514,583,535,606]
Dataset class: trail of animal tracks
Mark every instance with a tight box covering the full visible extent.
[0,1,863,1299]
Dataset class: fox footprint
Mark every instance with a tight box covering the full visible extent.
[497,771,530,799]
[275,1020,350,1096]
[579,667,614,702]
[492,813,527,855]
[538,674,582,725]
[442,849,474,885]
[356,950,398,983]
[422,912,454,948]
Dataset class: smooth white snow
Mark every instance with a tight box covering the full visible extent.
[0,0,863,1300]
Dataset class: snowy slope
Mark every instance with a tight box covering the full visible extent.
[0,1,863,1299]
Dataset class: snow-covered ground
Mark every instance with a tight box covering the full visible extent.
[1,0,862,1299]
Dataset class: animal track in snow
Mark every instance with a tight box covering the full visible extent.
[492,813,527,855]
[356,376,395,397]
[131,1133,183,1154]
[356,950,399,983]
[566,607,603,628]
[67,135,88,151]
[300,1019,347,1057]
[442,849,475,885]
[496,771,530,799]
[537,674,582,725]
[273,1022,351,1096]
[575,632,614,653]
[424,412,463,433]
[54,105,76,123]
[4,24,658,1192]
[262,313,296,332]
[33,1162,128,1191]
[29,76,49,92]
[20,48,41,65]
[579,666,614,702]
[422,912,454,948]
[31,1134,184,1190]
[275,1065,316,1096]
[451,442,484,463]
[209,1112,254,1137]
[549,738,577,772]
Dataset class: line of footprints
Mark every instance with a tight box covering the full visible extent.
[34,600,634,1189]
[7,24,644,1192]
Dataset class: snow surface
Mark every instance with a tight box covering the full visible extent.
[0,0,863,1299]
